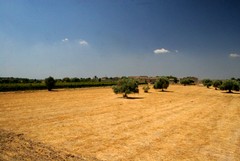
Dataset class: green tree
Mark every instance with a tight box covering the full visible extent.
[112,78,139,98]
[220,80,240,93]
[167,76,179,83]
[71,77,80,82]
[154,77,169,91]
[213,80,222,90]
[63,77,71,82]
[45,76,56,91]
[180,78,194,86]
[202,79,213,88]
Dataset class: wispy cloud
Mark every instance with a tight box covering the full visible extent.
[62,38,69,42]
[154,48,170,54]
[229,53,240,58]
[79,40,89,46]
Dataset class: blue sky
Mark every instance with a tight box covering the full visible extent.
[0,0,240,79]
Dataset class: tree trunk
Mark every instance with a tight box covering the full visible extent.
[123,93,128,98]
[228,89,232,93]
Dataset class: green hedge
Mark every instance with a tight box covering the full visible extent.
[0,82,116,92]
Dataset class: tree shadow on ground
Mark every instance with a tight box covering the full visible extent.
[117,97,144,99]
[158,90,174,93]
[127,97,144,99]
[221,91,240,95]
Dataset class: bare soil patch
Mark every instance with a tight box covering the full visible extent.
[0,86,239,160]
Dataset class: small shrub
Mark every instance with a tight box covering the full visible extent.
[143,85,150,93]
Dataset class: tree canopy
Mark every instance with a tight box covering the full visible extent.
[202,79,213,88]
[220,80,240,93]
[213,80,222,90]
[154,77,169,91]
[180,78,194,86]
[45,76,56,91]
[112,78,139,98]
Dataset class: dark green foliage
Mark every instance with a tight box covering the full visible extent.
[0,77,41,84]
[45,76,56,91]
[220,80,240,93]
[71,77,80,82]
[143,85,150,93]
[180,78,194,86]
[0,82,117,92]
[166,76,179,83]
[63,77,71,82]
[112,78,139,98]
[154,77,169,91]
[202,79,213,88]
[56,82,116,88]
[0,83,46,91]
[213,80,222,90]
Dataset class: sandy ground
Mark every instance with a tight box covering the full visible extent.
[0,85,239,160]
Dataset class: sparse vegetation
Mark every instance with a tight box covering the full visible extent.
[154,77,169,91]
[1,85,239,160]
[112,78,139,98]
[143,85,150,93]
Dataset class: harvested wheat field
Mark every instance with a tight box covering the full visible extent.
[0,85,240,160]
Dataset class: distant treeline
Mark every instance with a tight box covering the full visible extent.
[0,77,117,92]
[0,76,117,84]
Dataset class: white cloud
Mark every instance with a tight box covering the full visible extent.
[175,50,179,53]
[154,48,170,54]
[79,40,89,46]
[229,53,240,58]
[62,38,69,42]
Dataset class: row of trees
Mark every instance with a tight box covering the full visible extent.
[0,76,117,92]
[112,77,170,98]
[44,76,117,91]
[2,76,240,94]
[0,77,41,84]
[202,78,240,93]
[180,78,195,86]
[0,76,108,84]
[112,77,240,98]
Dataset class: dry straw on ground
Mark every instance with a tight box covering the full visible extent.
[0,85,239,160]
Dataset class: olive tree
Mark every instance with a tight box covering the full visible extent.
[213,80,222,90]
[154,77,169,91]
[202,79,213,88]
[112,78,139,98]
[180,78,194,86]
[220,80,240,93]
[45,76,56,91]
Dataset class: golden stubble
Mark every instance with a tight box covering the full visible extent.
[0,85,239,160]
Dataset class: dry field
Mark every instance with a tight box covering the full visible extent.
[0,85,240,160]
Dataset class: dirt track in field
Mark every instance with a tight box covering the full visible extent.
[0,85,239,160]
